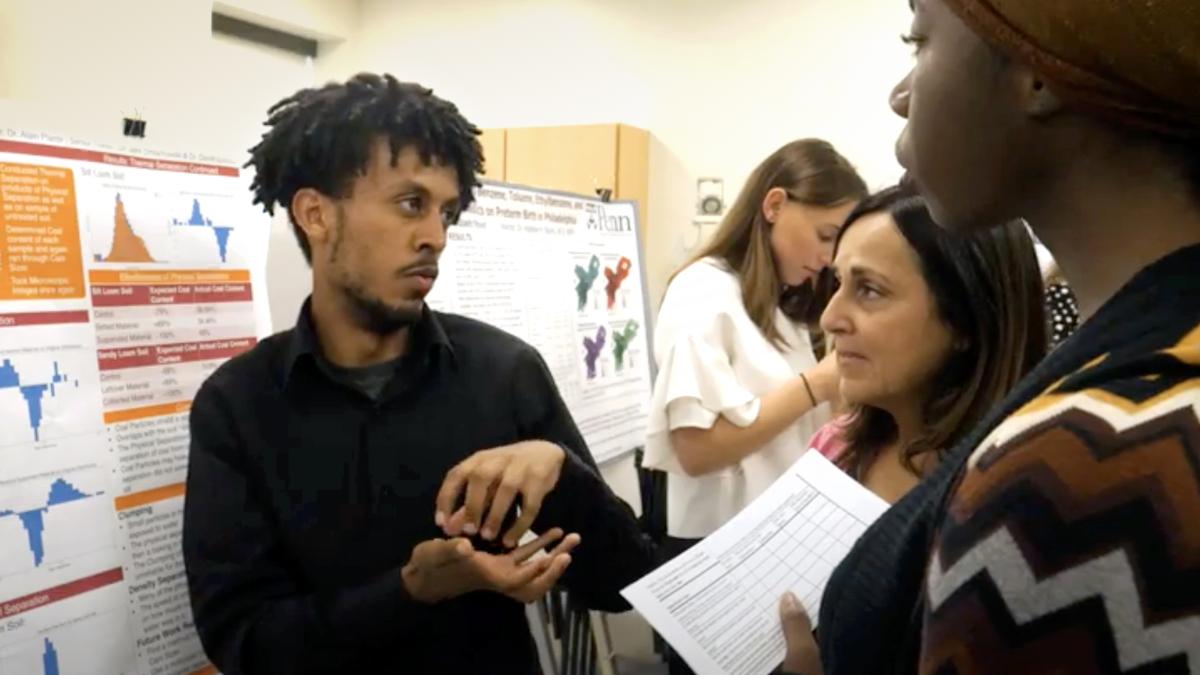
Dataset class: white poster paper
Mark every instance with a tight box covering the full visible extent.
[0,125,271,675]
[426,182,654,463]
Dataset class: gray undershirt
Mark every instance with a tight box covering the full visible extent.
[317,356,400,401]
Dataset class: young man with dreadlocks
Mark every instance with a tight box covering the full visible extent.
[182,73,654,675]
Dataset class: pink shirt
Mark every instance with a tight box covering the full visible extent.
[810,415,851,463]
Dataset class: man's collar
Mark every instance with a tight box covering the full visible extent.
[281,298,320,378]
[282,298,456,386]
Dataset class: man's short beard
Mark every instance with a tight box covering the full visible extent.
[327,205,422,335]
[342,280,422,336]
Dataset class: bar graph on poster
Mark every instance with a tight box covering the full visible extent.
[0,313,102,452]
[0,354,85,444]
[0,573,135,675]
[86,190,243,267]
[0,467,115,580]
[0,121,270,675]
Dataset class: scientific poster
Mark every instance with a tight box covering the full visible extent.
[426,182,654,463]
[0,126,271,675]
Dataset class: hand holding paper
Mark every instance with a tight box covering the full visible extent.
[620,451,888,675]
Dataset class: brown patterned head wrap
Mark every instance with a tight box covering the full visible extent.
[941,0,1200,139]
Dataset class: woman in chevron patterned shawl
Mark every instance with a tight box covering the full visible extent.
[778,1,1200,674]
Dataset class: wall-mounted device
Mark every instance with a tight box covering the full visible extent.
[696,177,724,223]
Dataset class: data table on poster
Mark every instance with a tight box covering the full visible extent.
[90,271,256,412]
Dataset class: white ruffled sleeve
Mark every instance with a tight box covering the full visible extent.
[643,261,761,475]
[658,332,760,429]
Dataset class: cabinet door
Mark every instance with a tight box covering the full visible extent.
[478,128,506,180]
[616,124,650,248]
[504,124,618,198]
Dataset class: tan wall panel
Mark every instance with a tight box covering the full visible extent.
[616,124,650,248]
[478,128,507,180]
[504,124,618,198]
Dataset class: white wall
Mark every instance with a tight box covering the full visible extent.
[0,0,312,163]
[0,0,321,334]
[320,0,914,311]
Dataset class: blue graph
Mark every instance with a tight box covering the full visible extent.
[0,478,98,567]
[172,198,233,263]
[43,638,59,675]
[0,359,78,442]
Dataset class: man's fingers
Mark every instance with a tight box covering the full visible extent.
[481,467,523,540]
[501,508,538,549]
[467,548,551,594]
[462,458,504,536]
[513,553,572,602]
[546,533,581,559]
[435,461,472,528]
[504,554,553,590]
[442,507,468,536]
[509,528,564,563]
[414,537,473,568]
[501,477,547,547]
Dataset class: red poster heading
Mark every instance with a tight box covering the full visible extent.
[0,568,124,618]
[97,337,257,370]
[0,139,238,177]
[0,310,90,328]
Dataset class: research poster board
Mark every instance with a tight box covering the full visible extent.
[0,124,271,675]
[426,182,655,463]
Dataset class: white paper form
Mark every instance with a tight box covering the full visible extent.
[621,451,889,675]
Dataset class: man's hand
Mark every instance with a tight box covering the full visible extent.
[402,528,581,604]
[780,592,823,675]
[435,441,566,547]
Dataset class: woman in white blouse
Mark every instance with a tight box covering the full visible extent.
[645,139,867,552]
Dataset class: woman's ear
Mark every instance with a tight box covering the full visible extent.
[762,187,788,224]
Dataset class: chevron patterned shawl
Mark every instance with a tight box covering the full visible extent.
[920,245,1200,672]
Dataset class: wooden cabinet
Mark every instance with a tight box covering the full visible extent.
[478,123,651,247]
[478,128,507,180]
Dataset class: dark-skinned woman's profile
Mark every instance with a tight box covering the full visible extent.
[779,0,1200,673]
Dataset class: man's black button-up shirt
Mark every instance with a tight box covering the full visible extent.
[182,303,654,674]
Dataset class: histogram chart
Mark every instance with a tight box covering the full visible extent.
[0,609,134,675]
[86,191,243,267]
[87,193,168,266]
[0,345,102,451]
[0,469,116,580]
[0,359,79,442]
[43,638,58,675]
[94,194,159,264]
[172,198,234,263]
[0,638,70,675]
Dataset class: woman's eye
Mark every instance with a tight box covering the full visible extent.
[901,32,927,55]
[441,207,460,227]
[857,283,883,300]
